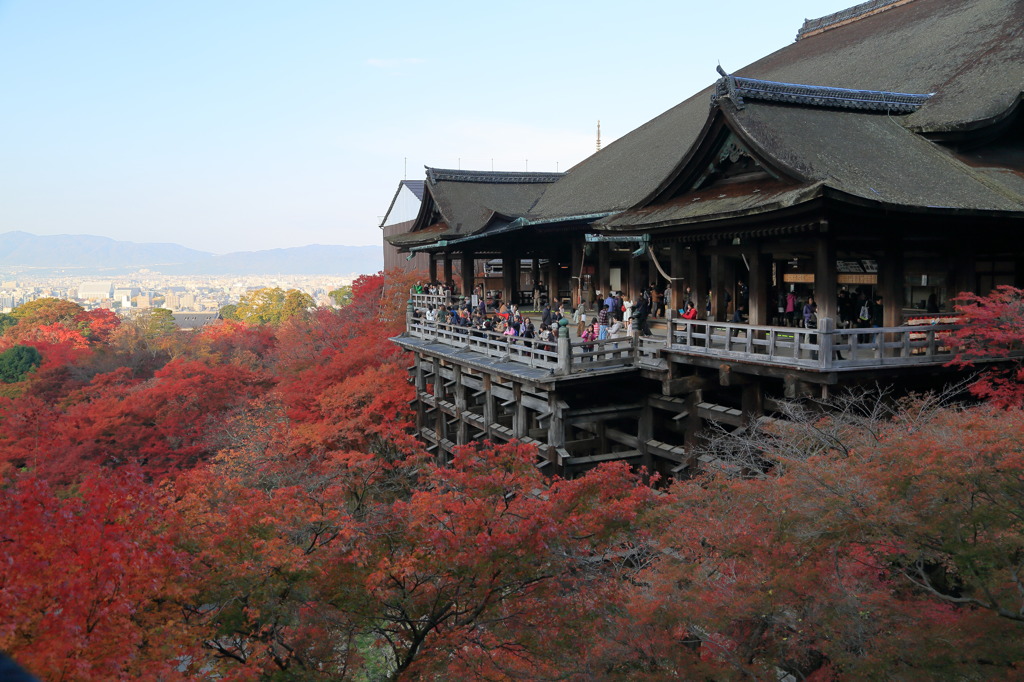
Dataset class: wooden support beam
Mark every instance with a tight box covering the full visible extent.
[661,373,712,396]
[718,363,756,387]
[605,427,640,449]
[741,383,763,426]
[565,450,643,467]
[513,383,527,438]
[697,402,745,427]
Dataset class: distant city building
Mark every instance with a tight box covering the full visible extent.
[78,281,114,300]
[171,312,220,331]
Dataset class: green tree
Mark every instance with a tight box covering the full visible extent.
[328,286,353,308]
[282,288,314,320]
[219,304,239,321]
[235,287,313,324]
[11,298,83,326]
[0,313,17,335]
[0,345,43,383]
[140,308,177,338]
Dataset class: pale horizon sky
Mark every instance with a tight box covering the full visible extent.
[1,1,858,254]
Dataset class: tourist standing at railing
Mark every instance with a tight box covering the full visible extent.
[574,302,588,338]
[597,304,611,340]
[581,321,598,356]
[425,305,436,323]
[603,292,616,318]
[802,295,817,328]
[682,301,698,320]
[871,295,884,328]
[732,281,749,323]
[634,293,653,336]
[785,291,798,327]
[649,285,661,317]
[541,303,552,327]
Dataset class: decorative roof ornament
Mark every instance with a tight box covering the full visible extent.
[711,68,933,114]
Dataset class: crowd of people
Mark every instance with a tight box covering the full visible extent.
[415,295,564,345]
[413,279,903,341]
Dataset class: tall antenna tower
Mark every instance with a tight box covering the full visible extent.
[596,120,602,152]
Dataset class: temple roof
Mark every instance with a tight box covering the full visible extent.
[390,0,1024,251]
[385,168,562,249]
[598,100,1024,232]
[526,0,1024,224]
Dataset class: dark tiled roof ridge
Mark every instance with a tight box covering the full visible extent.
[712,70,933,113]
[426,167,564,185]
[797,0,915,40]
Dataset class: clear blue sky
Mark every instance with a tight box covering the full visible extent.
[0,1,857,254]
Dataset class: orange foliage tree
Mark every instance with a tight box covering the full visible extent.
[0,469,194,681]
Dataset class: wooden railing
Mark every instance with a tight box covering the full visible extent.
[664,317,961,370]
[406,318,640,375]
[411,292,451,310]
[405,308,978,375]
[408,319,561,371]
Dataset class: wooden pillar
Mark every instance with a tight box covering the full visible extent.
[481,374,495,440]
[453,365,467,445]
[690,248,708,317]
[414,355,426,431]
[741,383,763,426]
[432,358,445,457]
[513,383,527,438]
[546,259,559,308]
[597,243,611,302]
[638,404,654,474]
[630,254,645,302]
[502,253,518,307]
[951,248,977,299]
[443,254,454,290]
[880,235,904,328]
[710,253,733,321]
[814,230,837,322]
[684,389,703,448]
[428,253,438,284]
[748,251,772,326]
[547,393,565,472]
[571,240,584,306]
[670,243,686,316]
[460,251,474,298]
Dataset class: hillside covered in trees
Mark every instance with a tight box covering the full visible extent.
[1,275,1024,680]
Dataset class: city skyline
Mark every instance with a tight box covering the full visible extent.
[1,1,856,254]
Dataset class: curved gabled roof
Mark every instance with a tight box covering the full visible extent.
[386,168,563,249]
[529,0,1024,222]
[599,95,1024,231]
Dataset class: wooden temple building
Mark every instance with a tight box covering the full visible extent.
[388,0,1024,477]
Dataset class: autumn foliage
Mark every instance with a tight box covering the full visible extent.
[3,275,1024,679]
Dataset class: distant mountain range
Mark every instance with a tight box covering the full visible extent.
[0,231,383,276]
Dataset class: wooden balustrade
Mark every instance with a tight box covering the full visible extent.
[405,313,981,374]
[665,318,962,369]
